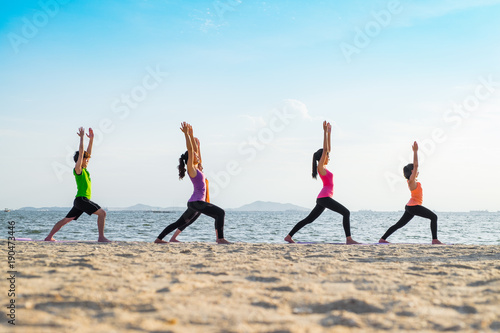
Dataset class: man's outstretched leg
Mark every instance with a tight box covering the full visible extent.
[45,217,75,241]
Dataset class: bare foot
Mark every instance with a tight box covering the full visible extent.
[44,237,56,242]
[216,238,231,244]
[98,237,112,243]
[346,236,360,245]
[169,238,181,243]
[154,238,168,244]
[284,235,295,244]
[378,239,390,243]
[432,239,444,245]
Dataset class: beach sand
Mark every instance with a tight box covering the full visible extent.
[1,241,499,332]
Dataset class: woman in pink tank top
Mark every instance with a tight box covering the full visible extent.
[155,122,230,244]
[285,121,360,245]
[378,142,442,244]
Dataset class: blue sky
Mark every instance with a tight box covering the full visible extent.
[1,0,499,211]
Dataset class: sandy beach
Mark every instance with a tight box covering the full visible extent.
[1,241,499,333]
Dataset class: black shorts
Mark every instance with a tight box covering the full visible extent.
[65,197,101,220]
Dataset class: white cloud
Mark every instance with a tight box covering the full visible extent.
[283,99,316,120]
[239,114,267,130]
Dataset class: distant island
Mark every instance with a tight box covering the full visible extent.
[16,201,309,212]
[228,201,309,212]
[16,206,73,212]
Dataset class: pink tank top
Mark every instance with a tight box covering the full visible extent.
[317,169,334,198]
[188,170,206,202]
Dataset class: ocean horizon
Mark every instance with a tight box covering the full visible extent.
[3,210,499,245]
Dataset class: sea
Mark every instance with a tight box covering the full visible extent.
[2,210,499,245]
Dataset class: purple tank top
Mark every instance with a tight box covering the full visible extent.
[317,168,334,198]
[188,169,206,202]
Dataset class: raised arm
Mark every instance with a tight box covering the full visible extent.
[193,137,203,170]
[318,121,331,176]
[75,127,85,175]
[193,137,201,159]
[180,122,197,178]
[188,125,200,158]
[408,141,419,190]
[326,122,331,153]
[86,128,94,157]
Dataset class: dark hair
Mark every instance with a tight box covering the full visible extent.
[403,163,414,180]
[312,148,323,179]
[178,151,189,179]
[73,151,90,163]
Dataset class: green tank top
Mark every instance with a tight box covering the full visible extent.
[74,168,91,199]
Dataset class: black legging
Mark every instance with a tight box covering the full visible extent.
[158,209,201,240]
[179,212,201,231]
[157,201,225,240]
[381,205,438,240]
[288,197,351,238]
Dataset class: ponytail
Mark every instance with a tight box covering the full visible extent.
[178,151,188,179]
[312,148,323,179]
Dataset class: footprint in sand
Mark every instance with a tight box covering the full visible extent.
[196,271,228,276]
[490,322,500,330]
[246,276,281,283]
[444,304,477,314]
[156,287,170,293]
[294,298,385,315]
[191,263,207,268]
[64,259,99,270]
[18,273,42,279]
[35,301,112,312]
[442,264,475,270]
[269,286,294,292]
[407,266,425,271]
[467,278,500,287]
[115,253,136,258]
[251,301,278,309]
[33,254,49,259]
[396,311,415,317]
[128,303,158,313]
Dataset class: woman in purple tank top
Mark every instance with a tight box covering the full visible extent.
[285,121,359,245]
[167,136,206,242]
[155,122,230,244]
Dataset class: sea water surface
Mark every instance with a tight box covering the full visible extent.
[1,210,499,245]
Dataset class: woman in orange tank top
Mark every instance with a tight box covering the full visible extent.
[379,142,443,244]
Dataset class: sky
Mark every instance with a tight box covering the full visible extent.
[1,0,499,211]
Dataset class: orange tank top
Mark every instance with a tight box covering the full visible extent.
[407,181,423,206]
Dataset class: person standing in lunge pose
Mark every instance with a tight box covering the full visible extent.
[379,142,443,244]
[155,122,230,244]
[168,137,210,242]
[285,121,359,245]
[45,127,111,242]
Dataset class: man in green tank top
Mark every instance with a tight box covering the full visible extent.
[45,127,111,242]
